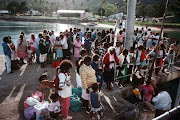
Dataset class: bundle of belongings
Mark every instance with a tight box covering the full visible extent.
[24,91,49,120]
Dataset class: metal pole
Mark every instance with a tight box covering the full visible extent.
[148,0,170,80]
[125,0,136,50]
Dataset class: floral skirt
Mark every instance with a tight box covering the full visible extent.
[91,106,102,112]
[17,51,27,59]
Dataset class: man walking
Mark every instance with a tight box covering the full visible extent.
[2,36,13,74]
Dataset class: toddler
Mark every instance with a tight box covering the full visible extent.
[90,83,103,120]
[27,46,33,64]
[48,93,61,119]
[96,68,104,92]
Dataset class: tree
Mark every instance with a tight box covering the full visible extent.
[6,1,20,15]
[136,5,147,18]
[98,8,105,16]
[104,3,118,17]
[147,3,165,18]
[19,2,29,14]
[169,0,180,17]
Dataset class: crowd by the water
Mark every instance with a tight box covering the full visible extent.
[2,26,180,119]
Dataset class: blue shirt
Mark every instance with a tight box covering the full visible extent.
[90,92,101,108]
[84,38,91,50]
[35,37,40,49]
[78,31,84,41]
[91,61,98,71]
[2,42,11,57]
[96,73,104,83]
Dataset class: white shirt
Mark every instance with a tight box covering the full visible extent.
[58,73,72,98]
[73,34,77,42]
[115,47,120,56]
[109,54,115,69]
[27,50,33,58]
[48,101,61,113]
[152,91,172,111]
[118,53,130,67]
[50,35,56,45]
[61,37,68,49]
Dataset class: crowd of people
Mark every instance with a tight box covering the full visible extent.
[2,26,180,119]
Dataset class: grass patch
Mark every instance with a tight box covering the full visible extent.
[99,22,116,26]
[100,21,180,28]
[135,21,180,28]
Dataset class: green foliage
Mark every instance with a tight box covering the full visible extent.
[6,1,20,15]
[0,3,7,10]
[104,3,118,17]
[169,0,180,17]
[147,3,165,18]
[136,2,165,18]
[6,1,30,14]
[136,5,147,18]
[98,8,105,16]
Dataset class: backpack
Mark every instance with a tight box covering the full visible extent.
[54,72,68,90]
[54,75,60,90]
[24,106,36,120]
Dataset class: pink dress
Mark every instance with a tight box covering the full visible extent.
[29,38,35,52]
[73,40,82,58]
[142,84,155,102]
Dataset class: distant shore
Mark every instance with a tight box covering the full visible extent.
[0,16,97,24]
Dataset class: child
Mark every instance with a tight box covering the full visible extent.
[91,54,100,71]
[96,68,104,92]
[90,83,103,120]
[142,80,155,103]
[55,37,63,61]
[27,46,33,64]
[48,93,61,119]
[39,39,47,68]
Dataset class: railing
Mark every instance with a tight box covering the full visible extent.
[113,55,179,81]
[152,105,180,120]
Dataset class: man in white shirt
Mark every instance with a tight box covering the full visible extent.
[152,84,172,117]
[60,35,69,59]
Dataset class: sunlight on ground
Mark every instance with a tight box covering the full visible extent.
[2,84,25,103]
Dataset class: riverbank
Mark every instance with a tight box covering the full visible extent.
[0,16,98,24]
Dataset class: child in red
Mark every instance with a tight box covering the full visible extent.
[142,80,155,102]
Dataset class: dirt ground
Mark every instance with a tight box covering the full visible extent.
[0,55,124,120]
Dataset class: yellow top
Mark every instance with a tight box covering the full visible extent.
[79,64,97,89]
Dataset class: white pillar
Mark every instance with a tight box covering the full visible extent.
[125,0,136,50]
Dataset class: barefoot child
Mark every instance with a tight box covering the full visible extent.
[90,83,103,120]
[27,46,33,64]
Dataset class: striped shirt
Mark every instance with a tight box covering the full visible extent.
[79,64,97,89]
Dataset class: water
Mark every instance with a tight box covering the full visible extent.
[0,20,104,54]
